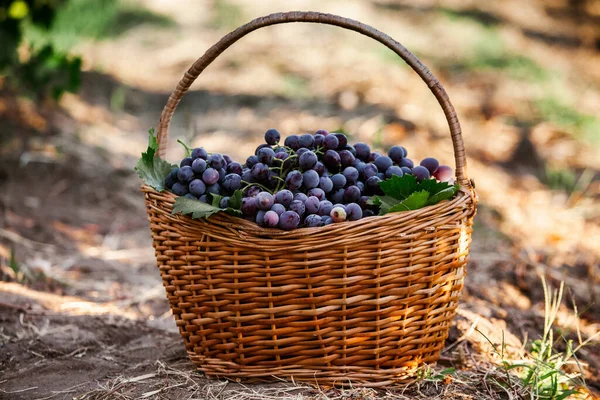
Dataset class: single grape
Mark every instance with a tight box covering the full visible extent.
[374,156,393,172]
[299,151,318,170]
[199,194,208,203]
[385,165,404,178]
[223,155,232,165]
[344,185,361,203]
[284,135,300,150]
[388,146,406,163]
[180,157,193,167]
[218,168,226,182]
[192,158,207,175]
[189,179,207,196]
[219,196,230,208]
[294,192,308,203]
[400,158,414,168]
[313,161,325,176]
[255,191,274,211]
[354,142,371,161]
[307,188,326,201]
[285,170,303,190]
[354,160,365,174]
[356,181,365,192]
[246,155,259,168]
[270,203,286,215]
[318,200,333,216]
[329,188,345,204]
[279,211,300,230]
[208,154,225,170]
[420,157,439,174]
[202,168,220,185]
[165,175,175,189]
[289,200,305,217]
[366,176,382,191]
[303,170,320,189]
[274,152,288,163]
[241,197,257,216]
[362,163,378,179]
[318,176,333,193]
[263,210,279,227]
[206,183,220,195]
[359,196,370,209]
[401,166,413,175]
[331,173,346,189]
[412,165,431,181]
[345,203,363,221]
[369,152,381,162]
[251,163,270,181]
[377,172,385,180]
[256,210,267,226]
[264,128,281,145]
[299,133,315,149]
[364,209,376,217]
[169,167,179,180]
[274,189,293,207]
[172,182,189,196]
[338,150,355,168]
[323,135,339,150]
[246,185,261,197]
[241,168,252,182]
[304,214,322,227]
[226,162,243,175]
[324,217,334,225]
[330,206,347,222]
[305,196,320,214]
[344,145,357,157]
[177,166,195,183]
[256,148,275,165]
[343,166,359,184]
[222,173,242,191]
[433,165,454,182]
[191,147,208,160]
[314,133,325,147]
[315,129,329,136]
[333,133,348,150]
[184,193,197,200]
[255,143,271,155]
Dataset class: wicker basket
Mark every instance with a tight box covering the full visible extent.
[143,11,477,387]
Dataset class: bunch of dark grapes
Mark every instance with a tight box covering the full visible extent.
[165,128,454,230]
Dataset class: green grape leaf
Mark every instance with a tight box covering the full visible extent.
[386,190,430,213]
[172,196,242,220]
[228,189,243,210]
[135,128,176,191]
[427,184,460,206]
[379,173,418,200]
[368,195,399,214]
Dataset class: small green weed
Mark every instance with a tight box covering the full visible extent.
[535,97,600,146]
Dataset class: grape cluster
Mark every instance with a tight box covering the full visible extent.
[165,129,454,230]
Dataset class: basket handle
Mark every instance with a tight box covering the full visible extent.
[156,11,472,189]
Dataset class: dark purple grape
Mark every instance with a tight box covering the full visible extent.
[299,134,315,149]
[241,168,252,182]
[369,152,381,162]
[299,151,318,170]
[377,172,385,180]
[285,170,303,190]
[263,210,279,227]
[246,155,259,168]
[202,168,220,185]
[222,173,242,191]
[307,188,326,201]
[324,217,334,225]
[191,147,208,160]
[165,175,175,189]
[172,182,188,196]
[169,167,179,180]
[255,191,274,211]
[180,157,193,167]
[289,200,305,217]
[412,166,431,181]
[314,133,325,147]
[364,209,375,217]
[400,158,414,168]
[279,211,300,230]
[346,203,362,221]
[284,135,300,150]
[304,214,322,227]
[356,181,365,192]
[329,188,345,204]
[339,150,355,168]
[226,162,243,175]
[401,166,413,175]
[184,193,197,200]
[354,143,370,161]
[255,144,271,155]
[274,151,288,162]
[434,165,454,182]
[241,197,257,216]
[294,192,308,203]
[318,200,333,216]
[343,185,361,203]
[330,206,347,222]
[189,179,207,196]
[199,194,208,203]
[362,163,378,179]
[366,176,382,191]
[323,135,339,150]
[343,167,359,184]
[256,210,267,226]
[266,170,279,189]
[218,168,226,182]
[223,155,232,165]
[296,148,309,157]
[271,203,286,215]
[208,154,225,170]
[420,157,439,174]
[206,183,220,195]
[177,166,195,183]
[265,128,281,145]
[388,146,406,163]
[313,161,325,176]
[385,165,404,178]
[315,129,329,136]
[246,185,261,197]
[274,189,293,207]
[353,160,365,173]
[333,133,348,150]
[344,145,357,157]
[192,158,207,175]
[331,173,346,189]
[251,163,269,181]
[257,147,275,165]
[305,196,320,214]
[303,170,319,189]
[359,196,370,209]
[318,176,333,193]
[374,156,393,172]
[219,196,230,208]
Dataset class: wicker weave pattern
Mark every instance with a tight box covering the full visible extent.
[144,187,475,386]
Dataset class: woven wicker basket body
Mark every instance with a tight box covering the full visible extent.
[145,12,477,387]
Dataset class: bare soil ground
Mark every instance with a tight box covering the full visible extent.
[1,0,599,399]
